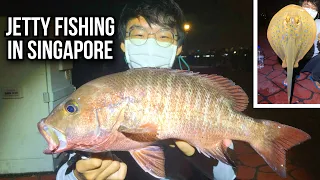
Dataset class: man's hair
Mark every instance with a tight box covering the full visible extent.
[118,0,186,46]
[299,0,319,9]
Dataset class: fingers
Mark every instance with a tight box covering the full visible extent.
[95,161,120,180]
[74,153,127,180]
[174,139,233,157]
[78,160,114,180]
[76,158,103,173]
[175,140,195,156]
[223,139,233,148]
[106,162,127,180]
[169,144,176,148]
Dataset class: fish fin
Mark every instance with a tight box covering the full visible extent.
[204,74,249,112]
[129,146,166,178]
[197,140,236,167]
[110,102,129,132]
[119,123,158,133]
[250,120,311,178]
[132,68,249,111]
[118,123,159,142]
[282,58,287,68]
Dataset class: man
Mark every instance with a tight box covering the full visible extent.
[299,0,320,89]
[56,0,235,179]
[283,0,320,90]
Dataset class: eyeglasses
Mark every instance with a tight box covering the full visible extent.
[126,26,179,48]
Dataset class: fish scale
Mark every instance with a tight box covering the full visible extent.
[102,69,246,139]
[38,68,310,179]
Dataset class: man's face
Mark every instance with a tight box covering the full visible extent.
[120,16,182,56]
[302,1,318,11]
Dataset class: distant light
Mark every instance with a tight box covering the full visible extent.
[184,24,190,31]
[234,51,236,54]
[244,54,247,56]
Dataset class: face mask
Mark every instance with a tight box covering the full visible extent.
[124,38,177,69]
[304,7,318,19]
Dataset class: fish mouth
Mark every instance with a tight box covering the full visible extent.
[37,119,67,154]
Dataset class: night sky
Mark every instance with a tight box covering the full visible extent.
[10,0,253,52]
[177,0,253,51]
[258,0,300,15]
[96,0,253,52]
[12,0,311,52]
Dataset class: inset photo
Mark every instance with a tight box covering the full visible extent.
[255,0,320,107]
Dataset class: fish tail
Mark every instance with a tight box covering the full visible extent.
[249,119,310,178]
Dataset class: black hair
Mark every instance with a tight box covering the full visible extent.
[118,0,186,46]
[299,0,319,10]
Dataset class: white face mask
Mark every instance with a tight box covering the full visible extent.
[304,7,318,19]
[124,39,177,69]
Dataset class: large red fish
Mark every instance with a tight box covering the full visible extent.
[37,68,310,178]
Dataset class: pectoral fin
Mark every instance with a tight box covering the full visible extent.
[119,123,158,134]
[294,61,299,68]
[118,123,159,142]
[282,58,288,68]
[129,146,166,178]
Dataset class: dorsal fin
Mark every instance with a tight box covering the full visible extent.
[129,68,249,112]
[203,74,249,111]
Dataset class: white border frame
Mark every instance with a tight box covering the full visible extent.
[253,0,320,108]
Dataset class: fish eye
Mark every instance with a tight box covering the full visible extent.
[64,100,79,114]
[66,105,77,113]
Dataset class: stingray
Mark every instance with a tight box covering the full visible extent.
[267,4,317,104]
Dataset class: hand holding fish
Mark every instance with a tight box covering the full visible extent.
[175,139,232,156]
[74,152,127,180]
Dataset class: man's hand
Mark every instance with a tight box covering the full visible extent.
[174,139,233,156]
[74,152,127,180]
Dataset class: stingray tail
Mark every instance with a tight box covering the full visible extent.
[285,38,296,104]
[286,62,294,104]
